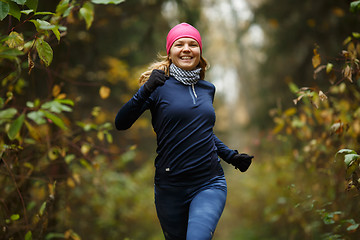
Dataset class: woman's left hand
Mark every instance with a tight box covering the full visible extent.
[229,153,254,172]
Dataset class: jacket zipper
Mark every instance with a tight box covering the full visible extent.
[188,84,197,104]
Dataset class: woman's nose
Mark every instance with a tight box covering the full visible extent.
[183,44,190,51]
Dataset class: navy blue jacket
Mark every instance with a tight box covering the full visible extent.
[115,76,237,186]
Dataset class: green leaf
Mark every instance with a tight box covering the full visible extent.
[326,63,333,74]
[79,2,94,29]
[30,19,60,41]
[0,108,17,119]
[25,231,32,240]
[21,9,33,15]
[27,111,46,125]
[39,201,46,216]
[350,0,360,12]
[10,213,20,221]
[335,149,357,161]
[0,46,24,58]
[91,0,125,4]
[8,1,21,21]
[25,0,38,11]
[55,0,70,16]
[8,113,25,140]
[34,11,54,15]
[0,2,10,21]
[42,110,67,130]
[352,32,360,39]
[41,100,73,113]
[0,98,4,109]
[11,0,27,5]
[56,98,74,106]
[6,31,24,49]
[45,233,65,240]
[344,153,360,166]
[35,38,53,67]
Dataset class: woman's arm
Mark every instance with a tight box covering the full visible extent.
[114,85,151,130]
[213,133,237,162]
[115,69,167,130]
[213,133,254,172]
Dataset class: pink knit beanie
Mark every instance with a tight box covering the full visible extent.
[166,23,202,55]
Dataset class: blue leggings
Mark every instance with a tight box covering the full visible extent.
[155,175,227,240]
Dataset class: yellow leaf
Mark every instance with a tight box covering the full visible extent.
[312,50,321,68]
[326,63,333,74]
[343,65,352,82]
[6,31,24,50]
[52,85,61,97]
[28,52,34,75]
[319,90,328,101]
[332,7,345,17]
[67,178,76,188]
[81,144,91,155]
[99,86,110,99]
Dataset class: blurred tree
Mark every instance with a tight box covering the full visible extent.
[0,0,204,239]
[246,0,359,128]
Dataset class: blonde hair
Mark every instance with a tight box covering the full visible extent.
[139,54,209,85]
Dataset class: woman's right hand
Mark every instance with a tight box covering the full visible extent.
[143,69,168,93]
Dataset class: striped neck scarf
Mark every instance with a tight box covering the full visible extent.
[169,63,201,85]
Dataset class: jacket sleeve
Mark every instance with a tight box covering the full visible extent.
[213,133,237,163]
[114,85,152,130]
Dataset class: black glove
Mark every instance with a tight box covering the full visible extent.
[228,152,254,172]
[143,69,168,93]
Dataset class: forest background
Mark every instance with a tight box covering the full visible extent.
[1,0,360,239]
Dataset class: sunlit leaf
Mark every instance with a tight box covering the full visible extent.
[342,65,352,82]
[352,32,360,39]
[319,91,328,101]
[6,31,24,50]
[27,111,46,125]
[8,113,25,140]
[25,231,32,240]
[79,2,94,29]
[330,121,344,134]
[39,201,46,216]
[0,2,10,21]
[91,0,125,4]
[21,9,33,15]
[56,98,74,106]
[344,154,360,167]
[41,100,72,113]
[45,233,65,240]
[43,110,67,129]
[99,86,110,99]
[35,38,53,67]
[24,120,41,141]
[65,154,76,164]
[350,0,360,12]
[12,0,27,4]
[56,0,70,16]
[52,85,61,97]
[48,147,59,160]
[326,63,333,74]
[0,108,17,119]
[81,144,91,155]
[34,11,54,16]
[10,214,20,221]
[105,132,113,143]
[28,51,34,74]
[312,50,321,68]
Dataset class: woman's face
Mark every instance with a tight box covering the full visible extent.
[169,38,201,71]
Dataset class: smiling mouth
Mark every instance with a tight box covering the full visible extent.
[180,56,193,60]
